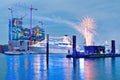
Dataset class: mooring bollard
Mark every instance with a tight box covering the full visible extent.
[73,35,76,58]
[111,40,115,54]
[72,35,77,67]
[46,34,49,70]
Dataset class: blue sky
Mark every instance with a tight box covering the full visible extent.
[0,0,120,49]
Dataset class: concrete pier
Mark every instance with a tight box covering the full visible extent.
[66,53,120,58]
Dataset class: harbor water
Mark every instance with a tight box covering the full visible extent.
[0,53,120,80]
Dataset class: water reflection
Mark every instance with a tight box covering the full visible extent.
[28,54,48,80]
[72,58,85,80]
[72,58,80,80]
[7,56,16,80]
[48,54,73,80]
[72,58,120,80]
[6,54,47,80]
[7,55,27,80]
[4,54,120,80]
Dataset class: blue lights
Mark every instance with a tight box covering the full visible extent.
[9,18,45,41]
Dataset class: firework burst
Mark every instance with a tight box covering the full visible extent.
[79,16,96,46]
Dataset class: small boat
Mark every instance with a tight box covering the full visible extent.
[4,51,25,55]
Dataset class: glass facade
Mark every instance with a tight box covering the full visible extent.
[9,18,45,41]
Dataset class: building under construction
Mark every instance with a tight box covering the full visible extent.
[8,18,45,51]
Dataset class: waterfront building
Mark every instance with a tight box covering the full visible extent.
[8,18,45,51]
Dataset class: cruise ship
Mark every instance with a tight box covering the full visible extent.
[29,35,73,53]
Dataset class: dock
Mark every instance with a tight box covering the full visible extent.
[66,36,120,58]
[66,53,120,58]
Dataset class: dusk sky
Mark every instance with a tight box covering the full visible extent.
[0,0,120,50]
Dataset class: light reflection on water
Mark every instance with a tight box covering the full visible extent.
[0,54,120,80]
[6,54,48,80]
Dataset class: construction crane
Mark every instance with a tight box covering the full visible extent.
[30,5,38,45]
[20,13,27,20]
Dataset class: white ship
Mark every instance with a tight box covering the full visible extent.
[29,35,73,54]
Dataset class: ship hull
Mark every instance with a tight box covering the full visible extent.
[29,46,71,54]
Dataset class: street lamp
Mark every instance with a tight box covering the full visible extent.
[30,5,38,45]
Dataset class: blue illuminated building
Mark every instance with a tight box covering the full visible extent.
[8,18,45,51]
